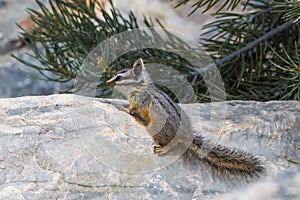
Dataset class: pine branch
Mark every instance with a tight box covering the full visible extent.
[14,0,300,101]
[13,0,139,83]
[174,0,249,15]
[197,0,300,101]
[14,0,213,102]
[273,0,300,23]
[196,18,295,75]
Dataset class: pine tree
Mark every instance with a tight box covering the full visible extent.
[14,0,300,101]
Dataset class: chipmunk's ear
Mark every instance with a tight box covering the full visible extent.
[132,58,144,76]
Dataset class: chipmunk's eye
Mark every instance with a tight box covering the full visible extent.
[114,75,123,81]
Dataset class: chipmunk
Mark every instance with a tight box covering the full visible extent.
[106,58,265,179]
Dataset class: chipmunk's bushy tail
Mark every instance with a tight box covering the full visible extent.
[188,136,265,179]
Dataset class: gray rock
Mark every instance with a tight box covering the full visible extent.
[0,0,64,98]
[0,94,299,199]
[0,0,6,9]
[0,51,69,98]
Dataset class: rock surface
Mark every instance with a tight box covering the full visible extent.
[0,94,299,199]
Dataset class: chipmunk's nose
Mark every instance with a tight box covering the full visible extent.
[106,79,115,88]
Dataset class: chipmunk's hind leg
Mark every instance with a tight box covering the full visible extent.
[153,140,178,155]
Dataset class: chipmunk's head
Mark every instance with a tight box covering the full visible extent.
[106,58,151,96]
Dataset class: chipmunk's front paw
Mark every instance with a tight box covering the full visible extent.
[153,145,164,154]
[115,104,129,113]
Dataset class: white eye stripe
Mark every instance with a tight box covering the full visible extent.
[115,70,131,78]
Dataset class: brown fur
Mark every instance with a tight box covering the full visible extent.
[189,136,265,179]
[107,58,266,180]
